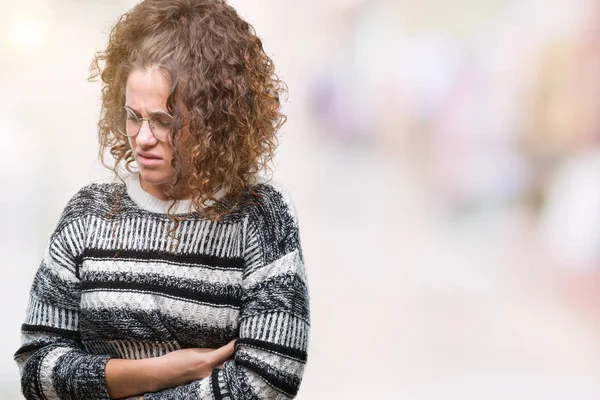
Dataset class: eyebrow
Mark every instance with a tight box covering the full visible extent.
[124,105,171,117]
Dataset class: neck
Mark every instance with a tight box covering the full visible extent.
[139,175,192,201]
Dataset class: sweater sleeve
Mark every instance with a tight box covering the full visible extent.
[14,193,113,400]
[144,183,310,400]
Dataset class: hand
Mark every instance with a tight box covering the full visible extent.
[159,339,237,381]
[194,339,236,378]
[112,340,237,399]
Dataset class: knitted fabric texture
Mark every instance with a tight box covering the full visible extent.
[14,176,310,400]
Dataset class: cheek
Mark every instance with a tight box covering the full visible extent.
[162,142,176,161]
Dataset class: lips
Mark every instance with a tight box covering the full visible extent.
[137,152,163,166]
[138,151,161,160]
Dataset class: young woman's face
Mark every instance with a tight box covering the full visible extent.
[125,67,189,199]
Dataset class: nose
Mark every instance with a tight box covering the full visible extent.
[135,120,158,147]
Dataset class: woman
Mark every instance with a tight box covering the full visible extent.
[13,1,310,399]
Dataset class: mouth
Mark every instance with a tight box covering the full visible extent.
[137,152,163,166]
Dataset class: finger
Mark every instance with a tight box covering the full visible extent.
[208,340,236,365]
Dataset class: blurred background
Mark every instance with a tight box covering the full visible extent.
[2,0,600,398]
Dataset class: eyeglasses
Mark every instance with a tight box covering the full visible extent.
[116,106,174,142]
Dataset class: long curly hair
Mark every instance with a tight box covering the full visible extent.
[89,0,286,222]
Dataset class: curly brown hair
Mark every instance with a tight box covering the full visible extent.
[89,0,286,221]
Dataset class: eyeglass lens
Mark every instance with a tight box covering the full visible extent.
[118,107,173,141]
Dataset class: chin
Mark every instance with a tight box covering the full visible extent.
[139,170,175,186]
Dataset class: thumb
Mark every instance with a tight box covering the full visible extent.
[208,339,237,366]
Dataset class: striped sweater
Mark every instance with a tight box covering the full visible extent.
[14,174,310,400]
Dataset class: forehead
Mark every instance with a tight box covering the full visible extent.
[125,67,170,111]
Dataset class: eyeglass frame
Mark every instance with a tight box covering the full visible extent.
[116,105,175,142]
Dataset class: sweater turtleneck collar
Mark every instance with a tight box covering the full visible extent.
[123,173,194,215]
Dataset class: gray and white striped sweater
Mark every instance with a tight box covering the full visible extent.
[14,174,310,400]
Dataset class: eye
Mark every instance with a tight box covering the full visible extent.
[154,114,173,128]
[124,108,139,121]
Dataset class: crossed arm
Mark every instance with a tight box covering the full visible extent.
[106,341,235,399]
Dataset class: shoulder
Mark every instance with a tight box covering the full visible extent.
[244,179,301,261]
[55,180,122,231]
[248,178,299,226]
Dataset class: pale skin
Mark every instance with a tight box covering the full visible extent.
[105,67,236,399]
[106,341,236,399]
